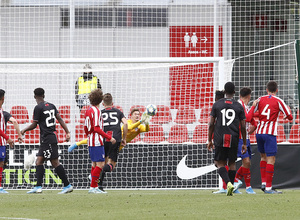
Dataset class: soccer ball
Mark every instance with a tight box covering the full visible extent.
[146,104,157,116]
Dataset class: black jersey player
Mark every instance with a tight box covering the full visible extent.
[97,93,128,192]
[207,82,247,196]
[21,88,73,194]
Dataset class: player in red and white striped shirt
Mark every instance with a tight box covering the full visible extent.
[84,89,116,194]
[0,90,14,194]
[254,81,293,194]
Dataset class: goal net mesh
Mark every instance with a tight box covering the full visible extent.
[0,60,225,189]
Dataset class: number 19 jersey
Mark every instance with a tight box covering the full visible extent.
[210,98,246,148]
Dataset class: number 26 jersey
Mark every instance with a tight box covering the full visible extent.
[210,98,246,147]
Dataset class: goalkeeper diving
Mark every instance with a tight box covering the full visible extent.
[69,108,150,152]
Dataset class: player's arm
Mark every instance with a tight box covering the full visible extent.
[68,138,87,152]
[139,124,150,132]
[0,128,14,148]
[121,117,128,146]
[21,121,38,135]
[97,78,102,90]
[56,113,70,142]
[240,119,247,154]
[94,126,116,144]
[128,121,141,130]
[207,116,215,152]
[8,116,23,143]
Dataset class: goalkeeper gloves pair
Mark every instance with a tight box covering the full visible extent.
[140,112,150,125]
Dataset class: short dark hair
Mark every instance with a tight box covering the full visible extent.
[215,90,225,101]
[224,82,235,95]
[240,87,252,97]
[130,108,140,116]
[0,89,5,99]
[103,93,113,106]
[34,88,45,97]
[267,81,278,93]
[88,89,103,106]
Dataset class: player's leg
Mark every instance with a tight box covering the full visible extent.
[0,146,8,193]
[89,146,106,194]
[262,135,282,194]
[99,142,120,192]
[27,155,45,194]
[213,165,228,194]
[256,134,267,191]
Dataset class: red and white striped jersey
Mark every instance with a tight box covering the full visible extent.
[254,95,293,136]
[0,109,7,146]
[84,106,105,147]
[238,99,256,140]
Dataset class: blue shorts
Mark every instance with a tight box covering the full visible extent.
[237,139,252,159]
[89,146,105,162]
[256,134,277,156]
[0,146,6,162]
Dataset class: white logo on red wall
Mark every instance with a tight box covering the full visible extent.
[170,26,222,57]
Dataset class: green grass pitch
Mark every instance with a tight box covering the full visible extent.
[1,189,300,220]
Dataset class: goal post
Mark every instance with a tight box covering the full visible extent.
[0,57,228,190]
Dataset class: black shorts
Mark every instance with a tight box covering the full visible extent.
[104,141,120,162]
[214,144,238,162]
[37,143,59,160]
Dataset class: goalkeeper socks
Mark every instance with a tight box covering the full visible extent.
[36,165,45,187]
[228,170,236,184]
[55,165,70,187]
[91,166,102,188]
[234,166,243,183]
[218,167,230,185]
[260,161,267,185]
[243,167,251,188]
[0,167,3,187]
[266,164,274,190]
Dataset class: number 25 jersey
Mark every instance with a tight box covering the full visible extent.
[210,98,246,147]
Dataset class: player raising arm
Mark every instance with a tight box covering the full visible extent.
[207,82,247,196]
[21,88,73,194]
[84,89,116,194]
[255,81,293,194]
[0,90,15,193]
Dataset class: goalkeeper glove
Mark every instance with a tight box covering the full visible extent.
[68,143,78,152]
[140,112,150,124]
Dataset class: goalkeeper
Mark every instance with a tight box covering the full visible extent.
[69,107,150,191]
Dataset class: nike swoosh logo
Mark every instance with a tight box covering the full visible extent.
[176,155,242,180]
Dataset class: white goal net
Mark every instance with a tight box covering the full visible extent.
[0,57,227,189]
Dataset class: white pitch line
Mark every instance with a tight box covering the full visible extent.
[0,217,40,220]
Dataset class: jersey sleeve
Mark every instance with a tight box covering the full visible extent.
[139,124,149,132]
[33,105,41,122]
[210,103,217,118]
[238,105,246,121]
[278,100,293,120]
[3,111,11,124]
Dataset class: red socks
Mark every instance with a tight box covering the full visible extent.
[260,161,267,185]
[266,164,274,189]
[234,167,243,183]
[233,167,251,188]
[91,166,102,188]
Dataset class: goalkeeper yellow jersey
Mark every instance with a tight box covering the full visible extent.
[122,119,149,143]
[75,119,149,151]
